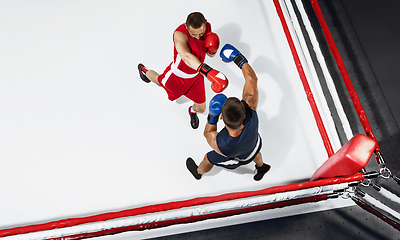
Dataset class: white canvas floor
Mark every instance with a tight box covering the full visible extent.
[0,0,354,239]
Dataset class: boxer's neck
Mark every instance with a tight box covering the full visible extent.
[227,125,244,137]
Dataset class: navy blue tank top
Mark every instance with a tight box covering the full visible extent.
[216,106,261,160]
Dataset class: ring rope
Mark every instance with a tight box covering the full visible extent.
[45,195,330,240]
[4,184,350,240]
[309,0,383,164]
[369,179,400,206]
[377,186,400,205]
[293,0,353,141]
[351,195,400,231]
[0,175,365,239]
[282,0,344,151]
[273,0,334,156]
[355,190,400,222]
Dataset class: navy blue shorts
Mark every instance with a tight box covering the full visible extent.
[206,138,262,170]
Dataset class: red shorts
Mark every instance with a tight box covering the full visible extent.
[157,63,206,104]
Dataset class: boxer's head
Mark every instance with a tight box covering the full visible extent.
[221,97,246,130]
[186,12,207,40]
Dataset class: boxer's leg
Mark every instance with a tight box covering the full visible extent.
[192,101,206,113]
[197,154,214,175]
[186,155,214,180]
[138,63,161,86]
[146,70,161,86]
[187,77,206,129]
[253,152,264,167]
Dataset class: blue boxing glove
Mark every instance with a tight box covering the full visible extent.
[220,43,248,69]
[208,93,227,125]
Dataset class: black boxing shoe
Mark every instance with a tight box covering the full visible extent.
[138,63,151,83]
[186,157,202,180]
[254,163,271,181]
[188,106,199,129]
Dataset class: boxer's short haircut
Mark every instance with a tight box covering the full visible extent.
[222,97,246,130]
[186,12,206,29]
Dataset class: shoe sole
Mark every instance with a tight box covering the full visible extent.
[138,63,151,83]
[186,157,202,180]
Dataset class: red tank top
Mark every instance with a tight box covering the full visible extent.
[172,22,212,76]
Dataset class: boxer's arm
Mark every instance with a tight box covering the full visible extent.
[241,62,259,111]
[174,31,202,70]
[204,123,222,154]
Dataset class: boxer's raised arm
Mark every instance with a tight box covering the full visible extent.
[241,62,259,111]
[220,44,258,110]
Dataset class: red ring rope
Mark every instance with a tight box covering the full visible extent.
[309,0,382,163]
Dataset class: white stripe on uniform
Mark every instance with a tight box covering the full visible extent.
[171,54,199,79]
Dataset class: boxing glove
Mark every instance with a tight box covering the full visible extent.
[208,93,227,125]
[220,43,247,69]
[198,63,229,93]
[205,32,220,55]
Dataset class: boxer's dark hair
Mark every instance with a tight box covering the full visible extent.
[186,12,206,29]
[222,97,246,130]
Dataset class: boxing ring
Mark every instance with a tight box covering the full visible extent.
[0,0,399,239]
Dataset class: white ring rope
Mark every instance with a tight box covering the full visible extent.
[293,0,353,141]
[360,192,400,221]
[3,183,350,240]
[378,187,400,206]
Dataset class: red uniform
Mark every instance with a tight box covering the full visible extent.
[157,22,212,103]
